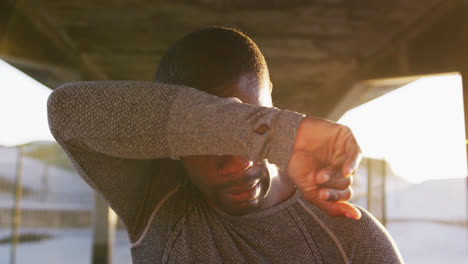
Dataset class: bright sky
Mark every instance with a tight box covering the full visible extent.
[0,59,54,146]
[338,74,467,183]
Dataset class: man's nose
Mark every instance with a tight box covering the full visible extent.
[216,155,253,176]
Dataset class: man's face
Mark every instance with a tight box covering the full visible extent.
[181,73,274,216]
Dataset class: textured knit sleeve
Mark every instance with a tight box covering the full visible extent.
[47,80,304,241]
[47,81,304,170]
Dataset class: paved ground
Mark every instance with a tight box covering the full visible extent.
[0,222,467,263]
[0,228,131,264]
[387,222,468,264]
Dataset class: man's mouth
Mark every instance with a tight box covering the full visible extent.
[224,179,261,202]
[228,179,260,193]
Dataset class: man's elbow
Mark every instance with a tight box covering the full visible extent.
[47,85,71,142]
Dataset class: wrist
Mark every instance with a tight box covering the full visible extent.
[267,110,305,171]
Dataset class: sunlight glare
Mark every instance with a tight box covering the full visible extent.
[338,74,467,183]
[0,59,54,146]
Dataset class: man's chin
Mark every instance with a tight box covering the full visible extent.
[214,178,271,216]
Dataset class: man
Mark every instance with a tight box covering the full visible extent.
[48,27,402,263]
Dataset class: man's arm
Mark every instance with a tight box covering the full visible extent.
[48,80,362,231]
[48,81,303,171]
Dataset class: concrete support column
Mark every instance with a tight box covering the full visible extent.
[366,158,387,226]
[461,71,468,230]
[92,193,117,264]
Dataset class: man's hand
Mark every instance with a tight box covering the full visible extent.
[287,117,362,220]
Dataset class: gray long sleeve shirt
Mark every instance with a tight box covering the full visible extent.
[47,81,403,264]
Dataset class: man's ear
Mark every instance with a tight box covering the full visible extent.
[269,81,273,94]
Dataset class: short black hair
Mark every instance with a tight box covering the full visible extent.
[155,27,269,94]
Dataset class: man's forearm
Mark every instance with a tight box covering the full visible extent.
[47,81,304,170]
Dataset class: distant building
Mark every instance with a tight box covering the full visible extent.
[0,142,93,228]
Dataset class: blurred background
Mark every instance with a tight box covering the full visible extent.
[1,0,468,263]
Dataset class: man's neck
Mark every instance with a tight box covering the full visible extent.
[261,171,296,209]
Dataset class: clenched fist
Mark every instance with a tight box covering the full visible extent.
[287,116,362,220]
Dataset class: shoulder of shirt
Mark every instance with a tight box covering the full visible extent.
[296,199,403,263]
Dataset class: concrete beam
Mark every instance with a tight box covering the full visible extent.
[328,72,458,121]
[0,54,80,87]
[327,75,417,121]
[0,0,108,88]
[0,0,15,44]
[15,0,108,80]
[0,2,80,87]
[325,0,463,119]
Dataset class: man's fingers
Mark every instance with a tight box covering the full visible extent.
[317,166,353,181]
[319,176,353,190]
[315,200,362,220]
[335,127,361,177]
[319,187,353,202]
[316,169,333,184]
[316,167,346,184]
[342,148,362,177]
